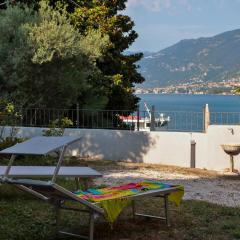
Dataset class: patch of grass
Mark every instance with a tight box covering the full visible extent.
[0,158,239,239]
[0,182,239,240]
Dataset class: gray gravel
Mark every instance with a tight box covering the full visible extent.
[94,169,240,207]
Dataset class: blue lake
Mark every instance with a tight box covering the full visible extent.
[137,94,240,131]
[137,94,240,113]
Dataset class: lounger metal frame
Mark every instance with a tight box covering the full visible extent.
[5,177,178,239]
[0,137,179,239]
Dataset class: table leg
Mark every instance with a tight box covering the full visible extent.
[75,177,80,190]
[164,194,170,226]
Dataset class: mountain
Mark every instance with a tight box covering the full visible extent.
[138,29,240,88]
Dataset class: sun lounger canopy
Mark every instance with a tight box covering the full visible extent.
[0,136,80,156]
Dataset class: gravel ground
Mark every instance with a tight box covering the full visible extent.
[94,169,240,207]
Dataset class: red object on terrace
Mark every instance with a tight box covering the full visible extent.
[119,116,142,120]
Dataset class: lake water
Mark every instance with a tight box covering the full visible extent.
[137,94,240,112]
[137,94,240,131]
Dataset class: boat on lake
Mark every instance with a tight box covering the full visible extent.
[119,103,170,131]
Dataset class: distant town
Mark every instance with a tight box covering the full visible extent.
[135,77,240,95]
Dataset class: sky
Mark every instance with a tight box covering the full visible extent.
[124,0,240,52]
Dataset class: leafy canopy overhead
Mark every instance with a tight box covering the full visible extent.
[1,0,145,111]
[70,0,145,110]
[0,1,109,108]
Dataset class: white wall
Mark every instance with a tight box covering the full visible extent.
[64,129,192,167]
[1,126,46,139]
[2,125,240,172]
[196,125,240,171]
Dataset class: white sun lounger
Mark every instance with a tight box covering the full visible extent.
[0,136,102,189]
[0,166,102,178]
[0,136,180,240]
[0,166,102,190]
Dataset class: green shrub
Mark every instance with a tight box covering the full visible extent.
[42,117,73,136]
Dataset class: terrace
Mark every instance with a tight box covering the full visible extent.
[0,106,240,239]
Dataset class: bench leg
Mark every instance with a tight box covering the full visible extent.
[89,212,95,240]
[75,178,92,191]
[132,195,170,226]
[54,201,61,238]
[75,177,80,190]
[132,200,136,219]
[164,194,170,226]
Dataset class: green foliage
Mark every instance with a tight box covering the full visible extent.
[13,0,145,111]
[0,98,22,126]
[0,98,22,146]
[70,0,144,110]
[0,178,240,239]
[0,1,109,109]
[0,98,21,139]
[25,2,108,65]
[42,117,73,136]
[235,88,240,95]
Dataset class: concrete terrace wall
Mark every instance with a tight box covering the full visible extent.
[1,125,240,172]
[64,129,192,167]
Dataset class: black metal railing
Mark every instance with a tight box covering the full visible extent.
[210,112,240,126]
[1,107,240,132]
[153,111,204,132]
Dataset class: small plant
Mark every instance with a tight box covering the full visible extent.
[235,88,240,95]
[43,117,73,136]
[0,98,22,146]
[0,99,22,126]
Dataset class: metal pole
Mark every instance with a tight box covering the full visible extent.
[55,201,61,238]
[89,212,95,240]
[51,145,67,183]
[132,200,136,219]
[20,107,23,126]
[150,105,155,131]
[230,155,234,173]
[75,177,80,190]
[4,154,16,178]
[203,104,210,133]
[34,109,37,126]
[137,108,140,131]
[76,103,79,128]
[164,195,170,226]
[190,140,196,168]
[203,106,205,132]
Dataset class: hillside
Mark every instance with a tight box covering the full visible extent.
[138,29,240,87]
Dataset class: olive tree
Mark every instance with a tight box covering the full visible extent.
[0,1,109,108]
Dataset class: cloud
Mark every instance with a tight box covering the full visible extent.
[126,0,171,12]
[126,0,240,13]
[126,0,191,12]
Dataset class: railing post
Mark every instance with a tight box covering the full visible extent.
[19,107,23,126]
[34,108,37,127]
[150,105,155,131]
[203,104,210,133]
[137,107,140,132]
[76,103,79,128]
